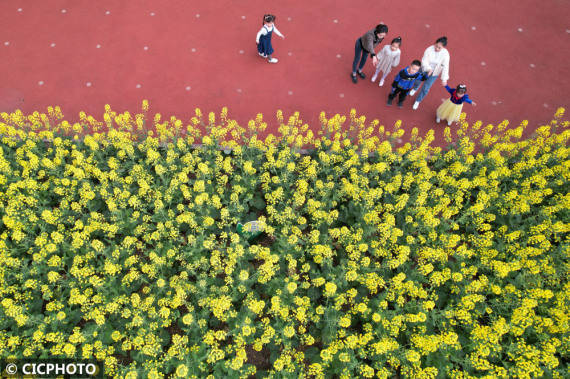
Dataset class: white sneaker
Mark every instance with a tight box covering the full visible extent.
[436,117,441,123]
[371,74,377,82]
[268,58,278,63]
[409,89,417,96]
[412,101,420,110]
[258,52,267,58]
[378,78,384,87]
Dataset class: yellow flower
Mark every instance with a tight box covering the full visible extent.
[175,364,188,378]
[324,282,337,297]
[182,313,194,325]
[339,316,351,328]
[287,282,297,294]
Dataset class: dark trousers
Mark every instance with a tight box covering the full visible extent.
[352,38,368,74]
[388,87,410,104]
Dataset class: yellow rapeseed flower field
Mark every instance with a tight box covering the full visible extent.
[0,103,568,378]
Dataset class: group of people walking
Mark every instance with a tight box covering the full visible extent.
[255,16,476,126]
[351,23,476,125]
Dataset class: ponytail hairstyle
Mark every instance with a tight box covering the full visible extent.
[456,84,467,94]
[375,23,389,35]
[435,36,448,46]
[263,14,275,25]
[391,36,402,46]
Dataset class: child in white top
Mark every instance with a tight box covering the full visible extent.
[371,37,402,86]
[256,14,285,63]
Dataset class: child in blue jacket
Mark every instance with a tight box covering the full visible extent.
[387,60,426,108]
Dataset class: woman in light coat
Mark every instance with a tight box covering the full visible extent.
[410,36,450,110]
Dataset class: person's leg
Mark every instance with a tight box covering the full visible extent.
[387,87,399,105]
[416,75,438,103]
[379,70,389,86]
[398,89,409,107]
[352,38,363,75]
[357,51,369,78]
[372,66,382,82]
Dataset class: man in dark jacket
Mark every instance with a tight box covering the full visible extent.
[351,24,388,84]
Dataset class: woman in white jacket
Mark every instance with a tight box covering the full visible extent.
[410,36,450,110]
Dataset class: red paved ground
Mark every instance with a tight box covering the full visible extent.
[1,0,569,146]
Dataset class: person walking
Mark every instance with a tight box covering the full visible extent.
[256,14,285,63]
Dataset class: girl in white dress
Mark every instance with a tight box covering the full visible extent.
[371,37,401,86]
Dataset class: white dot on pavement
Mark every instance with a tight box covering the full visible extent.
[287,17,292,21]
[566,29,570,33]
[492,101,497,106]
[136,84,141,89]
[530,63,535,68]
[185,86,191,91]
[86,82,92,87]
[288,91,293,95]
[425,24,430,28]
[518,28,523,32]
[288,52,292,56]
[4,41,10,46]
[50,43,56,47]
[339,93,344,98]
[105,10,110,15]
[441,98,446,102]
[543,103,549,108]
[144,46,149,50]
[38,81,44,86]
[333,19,338,23]
[150,12,155,16]
[237,88,242,93]
[471,26,476,30]
[195,14,200,18]
[239,50,245,54]
[96,44,101,48]
[336,54,341,58]
[481,61,486,66]
[17,8,22,12]
[191,48,196,52]
[241,16,246,19]
[61,9,67,13]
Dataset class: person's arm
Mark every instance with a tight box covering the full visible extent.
[464,94,474,105]
[361,31,376,56]
[273,25,285,38]
[392,50,400,67]
[441,51,450,83]
[256,27,266,43]
[445,85,454,94]
[415,73,426,84]
[421,46,432,73]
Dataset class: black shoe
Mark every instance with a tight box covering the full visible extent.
[357,71,366,79]
[397,102,403,108]
[387,98,393,106]
[351,74,357,84]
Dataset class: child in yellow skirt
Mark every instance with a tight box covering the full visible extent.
[436,84,477,125]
